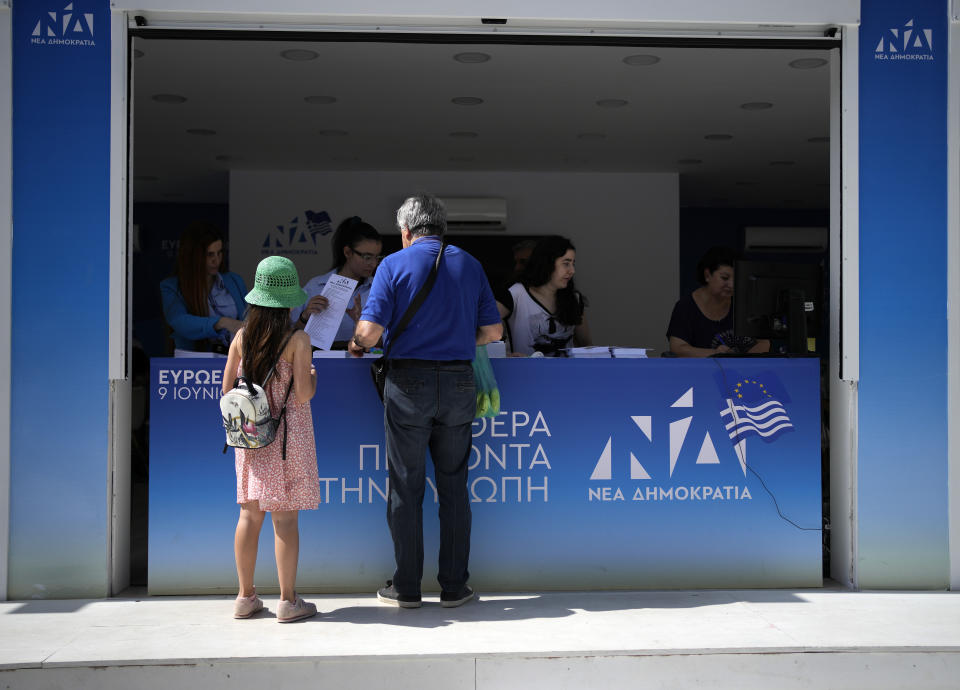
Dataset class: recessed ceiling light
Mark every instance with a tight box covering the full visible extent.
[133,49,144,59]
[563,156,589,165]
[576,133,606,141]
[281,49,319,61]
[677,159,702,165]
[735,180,754,186]
[152,94,187,104]
[449,131,479,138]
[304,95,337,105]
[163,193,184,199]
[807,136,830,143]
[333,155,359,162]
[449,156,475,162]
[319,129,348,137]
[704,134,734,141]
[770,160,796,166]
[740,102,773,110]
[622,54,660,66]
[453,52,491,63]
[451,96,484,106]
[596,99,629,108]
[215,155,237,162]
[134,175,158,182]
[186,128,216,136]
[789,57,828,69]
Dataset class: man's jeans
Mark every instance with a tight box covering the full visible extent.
[383,360,475,596]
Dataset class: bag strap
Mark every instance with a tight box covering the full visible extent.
[383,242,446,359]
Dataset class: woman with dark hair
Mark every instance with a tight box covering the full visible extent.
[223,255,320,623]
[160,221,246,353]
[496,235,591,356]
[666,246,769,357]
[292,216,383,348]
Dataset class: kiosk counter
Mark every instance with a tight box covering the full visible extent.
[148,357,822,594]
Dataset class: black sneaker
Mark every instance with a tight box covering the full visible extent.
[440,585,475,608]
[377,581,421,608]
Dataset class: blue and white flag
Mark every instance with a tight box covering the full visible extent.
[719,378,793,444]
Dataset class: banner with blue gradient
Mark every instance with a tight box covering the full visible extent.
[858,0,949,587]
[149,358,822,593]
[9,0,111,599]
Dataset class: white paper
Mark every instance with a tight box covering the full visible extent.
[567,346,612,358]
[303,274,359,350]
[312,350,347,359]
[611,347,650,358]
[174,348,226,358]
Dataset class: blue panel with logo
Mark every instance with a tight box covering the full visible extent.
[9,0,111,598]
[149,358,822,593]
[858,0,949,586]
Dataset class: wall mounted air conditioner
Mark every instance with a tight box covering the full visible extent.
[743,226,828,252]
[441,197,507,231]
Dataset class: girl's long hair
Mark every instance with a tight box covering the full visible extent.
[176,222,222,317]
[519,235,586,327]
[331,216,381,270]
[241,304,292,386]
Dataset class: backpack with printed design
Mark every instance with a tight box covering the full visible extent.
[220,334,294,455]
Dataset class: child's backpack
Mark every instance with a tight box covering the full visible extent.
[221,333,294,456]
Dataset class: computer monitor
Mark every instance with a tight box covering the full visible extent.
[734,260,822,354]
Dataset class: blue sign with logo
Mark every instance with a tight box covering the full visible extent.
[9,0,111,599]
[149,357,821,593]
[858,0,949,587]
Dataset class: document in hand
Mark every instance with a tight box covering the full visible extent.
[303,274,359,350]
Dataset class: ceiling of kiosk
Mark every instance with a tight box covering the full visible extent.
[132,38,832,209]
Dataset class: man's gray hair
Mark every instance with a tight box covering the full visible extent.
[396,194,447,237]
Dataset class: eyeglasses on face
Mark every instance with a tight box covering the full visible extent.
[350,249,383,262]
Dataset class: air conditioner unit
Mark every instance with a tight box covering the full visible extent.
[441,197,507,231]
[743,226,828,252]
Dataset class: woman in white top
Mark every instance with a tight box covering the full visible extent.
[292,216,383,348]
[496,235,592,356]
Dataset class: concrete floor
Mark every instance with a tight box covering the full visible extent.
[1,586,959,689]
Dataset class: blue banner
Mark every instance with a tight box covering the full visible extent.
[149,357,821,593]
[9,0,111,599]
[858,0,949,587]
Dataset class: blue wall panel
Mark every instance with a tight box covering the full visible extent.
[9,0,111,598]
[858,0,949,587]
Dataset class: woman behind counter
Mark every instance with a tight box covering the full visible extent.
[666,246,769,357]
[160,222,246,353]
[497,235,591,356]
[291,216,382,348]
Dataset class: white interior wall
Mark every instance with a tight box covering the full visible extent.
[948,16,960,591]
[230,170,679,351]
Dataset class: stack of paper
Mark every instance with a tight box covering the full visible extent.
[611,348,649,358]
[313,350,347,359]
[566,346,612,358]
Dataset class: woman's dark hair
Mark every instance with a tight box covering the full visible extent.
[176,221,223,317]
[331,216,381,270]
[241,304,291,387]
[520,235,586,327]
[696,246,737,285]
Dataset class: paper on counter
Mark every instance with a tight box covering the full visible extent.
[566,346,612,358]
[174,348,226,358]
[303,274,358,350]
[611,347,650,358]
[312,350,347,359]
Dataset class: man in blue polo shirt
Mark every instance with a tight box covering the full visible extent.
[348,194,502,609]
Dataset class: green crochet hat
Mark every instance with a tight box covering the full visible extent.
[245,256,309,309]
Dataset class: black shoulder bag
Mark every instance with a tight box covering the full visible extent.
[370,243,446,402]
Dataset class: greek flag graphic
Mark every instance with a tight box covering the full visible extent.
[719,378,793,444]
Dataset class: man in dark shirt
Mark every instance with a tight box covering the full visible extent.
[349,194,502,608]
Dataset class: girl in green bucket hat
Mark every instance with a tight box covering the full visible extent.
[222,255,320,623]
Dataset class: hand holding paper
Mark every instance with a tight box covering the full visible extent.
[303,275,359,350]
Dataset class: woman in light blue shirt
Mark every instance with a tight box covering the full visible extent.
[160,222,246,353]
[292,216,382,348]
